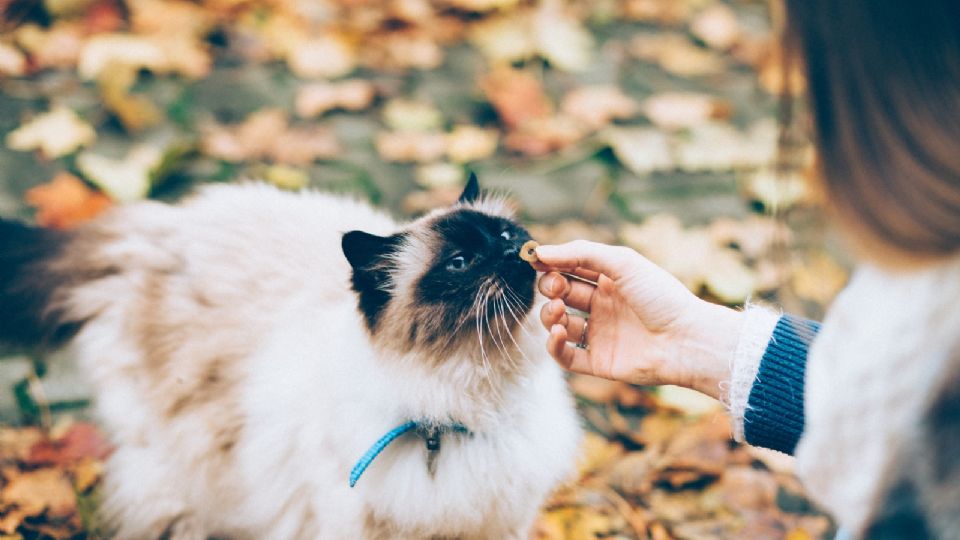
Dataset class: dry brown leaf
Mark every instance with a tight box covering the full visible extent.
[791,252,848,305]
[0,468,76,518]
[641,92,729,130]
[532,2,594,72]
[479,68,553,131]
[568,375,621,404]
[721,466,779,512]
[577,432,624,478]
[401,186,462,214]
[622,0,692,25]
[286,33,356,78]
[0,428,44,463]
[503,115,585,156]
[375,131,447,163]
[14,23,85,70]
[202,109,339,164]
[71,458,103,493]
[561,86,639,130]
[295,80,376,118]
[25,173,113,229]
[630,32,726,76]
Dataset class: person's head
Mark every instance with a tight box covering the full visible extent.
[782,0,960,264]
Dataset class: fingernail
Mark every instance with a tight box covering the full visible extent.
[542,274,558,292]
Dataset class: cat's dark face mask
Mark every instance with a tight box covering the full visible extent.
[342,174,537,354]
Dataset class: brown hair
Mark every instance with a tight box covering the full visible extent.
[782,0,960,262]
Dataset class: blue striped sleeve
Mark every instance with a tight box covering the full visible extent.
[743,314,821,455]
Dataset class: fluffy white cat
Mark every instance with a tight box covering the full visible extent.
[0,175,582,539]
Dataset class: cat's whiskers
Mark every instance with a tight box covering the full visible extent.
[500,282,534,340]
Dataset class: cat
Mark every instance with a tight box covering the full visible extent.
[0,174,582,539]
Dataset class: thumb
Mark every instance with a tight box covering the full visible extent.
[534,240,638,281]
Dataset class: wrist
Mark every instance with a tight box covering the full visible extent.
[673,301,744,400]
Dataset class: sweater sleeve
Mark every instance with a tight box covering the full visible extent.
[742,314,821,455]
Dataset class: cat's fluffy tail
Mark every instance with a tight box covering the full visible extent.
[0,219,91,348]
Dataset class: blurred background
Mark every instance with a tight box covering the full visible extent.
[0,0,844,537]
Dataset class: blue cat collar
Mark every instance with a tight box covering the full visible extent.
[349,421,469,487]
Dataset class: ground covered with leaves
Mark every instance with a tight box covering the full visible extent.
[1,0,844,538]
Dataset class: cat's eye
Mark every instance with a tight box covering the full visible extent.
[446,255,468,271]
[500,230,512,241]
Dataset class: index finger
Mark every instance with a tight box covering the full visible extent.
[534,240,637,281]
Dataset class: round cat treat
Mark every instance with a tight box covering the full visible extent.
[520,240,540,263]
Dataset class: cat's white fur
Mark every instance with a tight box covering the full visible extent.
[63,183,582,539]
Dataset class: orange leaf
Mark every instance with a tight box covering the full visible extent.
[25,173,113,229]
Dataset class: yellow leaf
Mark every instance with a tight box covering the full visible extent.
[6,106,96,158]
[295,80,376,118]
[376,131,447,163]
[382,99,444,132]
[78,33,167,79]
[0,468,76,518]
[263,165,309,191]
[641,92,727,130]
[792,252,848,305]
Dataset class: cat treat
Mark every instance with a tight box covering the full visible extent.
[520,240,540,263]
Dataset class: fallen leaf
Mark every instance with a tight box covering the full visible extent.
[744,168,810,211]
[641,92,729,130]
[690,4,741,50]
[569,375,621,404]
[791,252,848,305]
[286,33,356,79]
[622,0,692,25]
[0,468,76,518]
[14,23,85,70]
[602,127,674,175]
[0,43,27,76]
[561,86,639,130]
[721,465,779,512]
[78,33,167,79]
[415,163,465,189]
[443,0,520,11]
[295,80,376,118]
[382,99,444,132]
[262,164,309,190]
[630,33,726,77]
[71,458,103,493]
[656,385,723,416]
[76,145,163,202]
[577,432,623,477]
[375,131,447,163]
[6,106,97,159]
[502,115,585,156]
[703,249,758,304]
[202,109,339,164]
[25,173,113,229]
[98,63,163,132]
[445,125,498,163]
[26,422,112,466]
[532,1,594,72]
[479,67,552,130]
[401,186,462,214]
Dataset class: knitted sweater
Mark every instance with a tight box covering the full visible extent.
[728,257,960,538]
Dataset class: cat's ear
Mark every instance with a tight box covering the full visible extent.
[458,172,480,204]
[341,231,399,270]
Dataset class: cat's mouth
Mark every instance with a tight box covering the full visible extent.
[464,261,536,363]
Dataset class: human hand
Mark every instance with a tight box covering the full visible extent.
[534,241,743,400]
